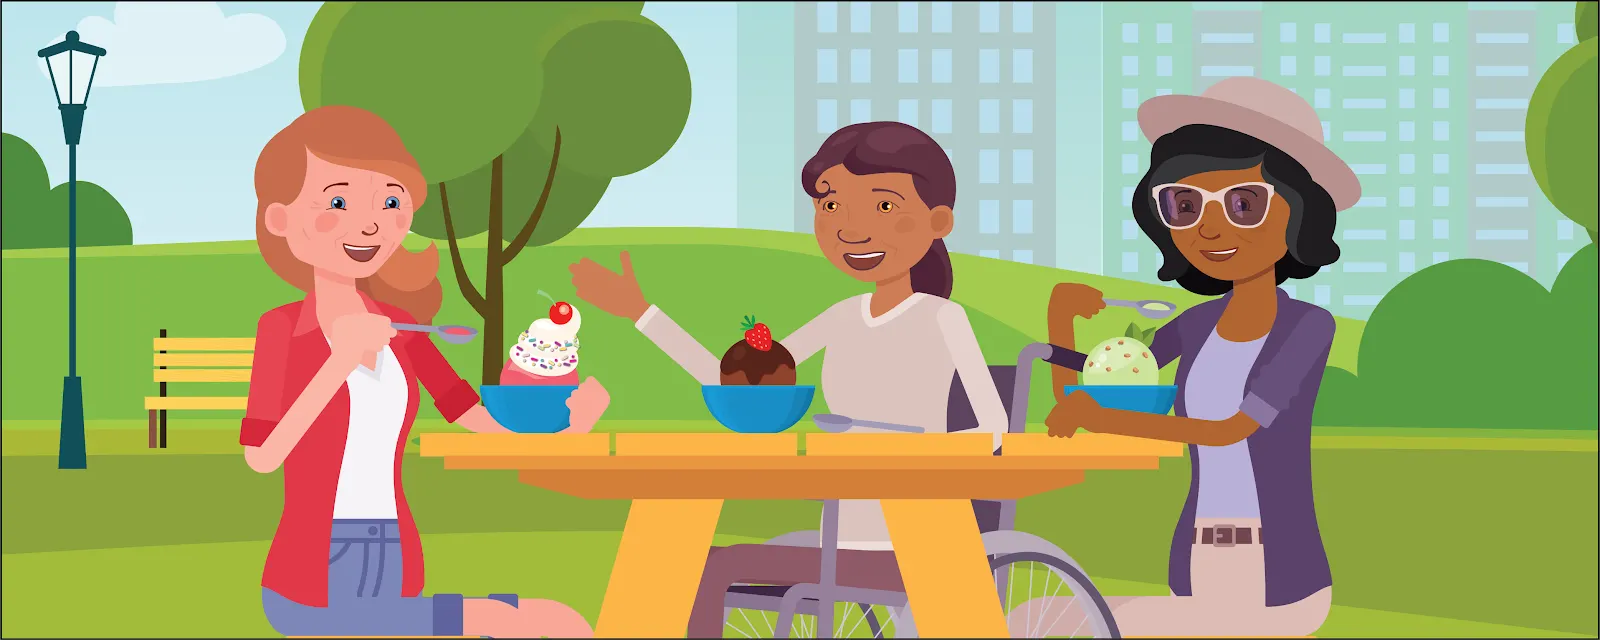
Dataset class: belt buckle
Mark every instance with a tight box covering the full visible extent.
[1213,524,1236,547]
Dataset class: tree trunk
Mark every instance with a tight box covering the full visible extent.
[482,154,507,385]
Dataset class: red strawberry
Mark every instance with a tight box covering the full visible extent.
[742,315,772,351]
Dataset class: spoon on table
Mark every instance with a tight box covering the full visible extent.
[812,413,926,434]
[1104,298,1178,320]
[391,322,479,345]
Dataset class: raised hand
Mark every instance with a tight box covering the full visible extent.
[327,312,397,370]
[570,251,650,322]
[1049,283,1107,321]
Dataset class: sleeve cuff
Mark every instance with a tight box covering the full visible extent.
[634,304,661,331]
[434,379,482,423]
[1239,392,1281,429]
[1044,344,1088,372]
[240,417,278,447]
[431,593,464,636]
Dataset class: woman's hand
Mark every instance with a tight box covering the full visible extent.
[1049,283,1106,321]
[563,377,610,434]
[327,312,397,369]
[570,251,650,322]
[456,405,509,433]
[1046,390,1103,438]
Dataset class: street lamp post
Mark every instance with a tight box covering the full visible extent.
[38,30,106,470]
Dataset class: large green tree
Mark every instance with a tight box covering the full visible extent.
[299,2,691,383]
[1526,2,1598,242]
[2,132,134,250]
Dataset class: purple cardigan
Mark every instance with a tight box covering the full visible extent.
[1048,288,1335,606]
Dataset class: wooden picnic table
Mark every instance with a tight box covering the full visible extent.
[420,430,1181,638]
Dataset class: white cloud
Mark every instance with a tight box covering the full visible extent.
[37,2,286,88]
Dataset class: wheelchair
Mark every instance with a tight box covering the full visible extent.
[721,344,1121,638]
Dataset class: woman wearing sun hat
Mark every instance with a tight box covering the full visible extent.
[1021,76,1361,637]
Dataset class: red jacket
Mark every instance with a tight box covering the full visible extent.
[241,293,479,607]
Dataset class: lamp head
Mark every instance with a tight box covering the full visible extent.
[38,30,107,107]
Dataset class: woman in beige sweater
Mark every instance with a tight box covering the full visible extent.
[572,121,1009,638]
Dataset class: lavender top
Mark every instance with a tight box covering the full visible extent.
[1046,288,1336,606]
[1187,330,1269,518]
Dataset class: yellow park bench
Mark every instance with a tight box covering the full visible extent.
[146,330,254,448]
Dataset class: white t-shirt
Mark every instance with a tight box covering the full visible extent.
[637,292,1009,549]
[331,346,409,519]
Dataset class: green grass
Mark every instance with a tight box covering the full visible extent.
[1,228,1366,426]
[2,448,1594,637]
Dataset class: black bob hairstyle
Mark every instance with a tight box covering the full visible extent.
[1130,124,1341,296]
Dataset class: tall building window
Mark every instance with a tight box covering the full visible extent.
[1432,121,1449,141]
[817,99,839,133]
[1432,22,1449,43]
[980,250,1001,259]
[1432,187,1450,209]
[1433,87,1449,109]
[1280,22,1297,43]
[1432,154,1449,174]
[1399,153,1415,174]
[1013,99,1034,134]
[1399,252,1416,273]
[1314,23,1331,43]
[898,49,918,83]
[1432,218,1449,239]
[1012,250,1034,264]
[1399,87,1415,108]
[1121,121,1138,141]
[898,99,919,127]
[1432,56,1449,76]
[979,200,1000,233]
[1399,121,1415,141]
[1012,149,1034,184]
[1399,219,1416,240]
[979,149,1000,184]
[1157,56,1173,77]
[979,99,1001,133]
[1399,186,1415,207]
[818,2,838,33]
[980,49,1001,83]
[1121,154,1138,175]
[979,2,1000,32]
[850,1,871,33]
[1399,23,1415,43]
[1558,23,1577,44]
[898,1,918,33]
[1156,23,1172,44]
[1315,56,1331,76]
[851,49,872,83]
[1399,56,1415,76]
[1314,88,1330,109]
[1280,56,1297,76]
[932,99,953,133]
[1122,88,1139,109]
[1314,286,1330,306]
[1432,251,1449,264]
[1122,56,1139,77]
[932,49,953,83]
[1012,200,1034,234]
[1122,252,1140,273]
[1013,2,1034,33]
[1013,49,1035,83]
[1558,219,1575,240]
[931,1,952,33]
[817,49,838,83]
[850,98,872,124]
[1122,23,1139,44]
[1122,219,1139,240]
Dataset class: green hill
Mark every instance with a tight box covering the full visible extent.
[0,227,1363,423]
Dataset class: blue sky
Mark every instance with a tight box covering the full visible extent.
[0,2,738,244]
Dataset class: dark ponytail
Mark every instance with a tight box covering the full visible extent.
[801,121,960,299]
[910,238,954,299]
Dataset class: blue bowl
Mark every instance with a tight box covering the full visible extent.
[1062,385,1179,414]
[481,385,580,433]
[702,385,817,434]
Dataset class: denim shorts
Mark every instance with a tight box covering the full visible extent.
[261,519,517,636]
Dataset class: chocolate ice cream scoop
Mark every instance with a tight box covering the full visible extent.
[720,340,797,385]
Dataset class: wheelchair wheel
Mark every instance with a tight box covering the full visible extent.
[990,551,1120,638]
[723,599,907,638]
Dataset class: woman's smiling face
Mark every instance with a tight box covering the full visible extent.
[263,150,416,280]
[812,164,954,284]
[1165,164,1291,283]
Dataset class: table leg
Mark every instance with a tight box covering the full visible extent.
[880,499,1009,638]
[594,498,724,638]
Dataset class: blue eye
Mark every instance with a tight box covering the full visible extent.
[385,196,400,209]
[329,196,346,210]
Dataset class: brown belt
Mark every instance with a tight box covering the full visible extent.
[1193,525,1262,546]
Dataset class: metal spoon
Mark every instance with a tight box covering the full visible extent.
[1105,298,1178,320]
[391,322,479,345]
[812,413,925,434]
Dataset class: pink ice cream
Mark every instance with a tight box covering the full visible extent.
[499,304,582,386]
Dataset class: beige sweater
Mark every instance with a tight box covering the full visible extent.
[636,292,1008,549]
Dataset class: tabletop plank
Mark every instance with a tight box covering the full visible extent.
[613,432,797,456]
[418,433,611,457]
[1002,433,1184,457]
[806,432,993,456]
[518,467,1087,500]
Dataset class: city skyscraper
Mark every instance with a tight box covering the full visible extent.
[1102,1,1579,319]
[736,1,798,232]
[794,1,1059,266]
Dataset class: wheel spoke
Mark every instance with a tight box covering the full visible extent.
[840,604,868,638]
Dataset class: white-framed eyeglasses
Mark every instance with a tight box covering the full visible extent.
[1149,182,1276,230]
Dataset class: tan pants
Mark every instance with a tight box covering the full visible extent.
[1008,519,1331,638]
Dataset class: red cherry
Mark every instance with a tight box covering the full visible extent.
[549,302,573,325]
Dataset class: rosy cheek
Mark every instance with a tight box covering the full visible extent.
[894,217,916,234]
[394,212,412,230]
[313,212,339,233]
